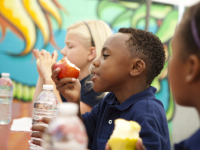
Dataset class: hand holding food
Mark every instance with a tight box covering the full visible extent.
[108,119,141,150]
[54,57,80,79]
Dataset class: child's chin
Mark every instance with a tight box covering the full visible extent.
[93,86,104,93]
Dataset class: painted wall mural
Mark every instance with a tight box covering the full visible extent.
[0,0,68,101]
[0,0,178,139]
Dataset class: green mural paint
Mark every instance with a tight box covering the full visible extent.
[156,10,178,43]
[119,1,140,9]
[166,89,175,121]
[112,10,133,27]
[16,83,23,100]
[168,121,173,142]
[131,4,146,28]
[23,85,30,102]
[30,86,36,102]
[150,4,173,19]
[97,1,126,24]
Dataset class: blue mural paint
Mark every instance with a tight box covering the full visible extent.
[136,18,158,34]
[0,31,25,54]
[155,78,169,111]
[0,30,66,86]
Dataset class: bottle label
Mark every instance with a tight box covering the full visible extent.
[0,78,13,97]
[42,117,88,150]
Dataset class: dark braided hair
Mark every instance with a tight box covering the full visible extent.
[119,28,165,85]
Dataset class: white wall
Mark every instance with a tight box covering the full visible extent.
[172,104,200,146]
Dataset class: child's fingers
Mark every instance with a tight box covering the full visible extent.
[56,82,76,93]
[31,132,43,138]
[42,117,51,124]
[32,125,46,133]
[41,49,51,59]
[40,49,46,55]
[51,63,56,73]
[56,78,76,88]
[60,78,77,83]
[38,50,43,60]
[105,143,111,150]
[45,51,51,59]
[52,50,58,62]
[32,49,39,59]
[136,139,146,150]
[40,50,44,56]
[46,51,51,59]
[51,67,61,84]
[32,49,37,59]
[32,139,41,146]
[56,83,73,93]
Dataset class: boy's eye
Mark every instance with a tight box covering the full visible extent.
[103,54,109,59]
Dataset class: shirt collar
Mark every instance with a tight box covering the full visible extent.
[80,75,91,84]
[185,128,200,149]
[106,86,157,111]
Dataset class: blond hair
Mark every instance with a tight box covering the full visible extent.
[67,20,112,61]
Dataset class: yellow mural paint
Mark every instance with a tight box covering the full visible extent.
[0,0,36,56]
[38,0,62,28]
[22,0,50,45]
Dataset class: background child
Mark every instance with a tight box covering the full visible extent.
[33,20,112,114]
[117,2,200,150]
[170,2,200,150]
[49,27,171,150]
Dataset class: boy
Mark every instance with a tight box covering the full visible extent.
[32,28,171,150]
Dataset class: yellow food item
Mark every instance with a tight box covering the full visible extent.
[108,119,141,150]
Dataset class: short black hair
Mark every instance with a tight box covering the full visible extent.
[177,2,200,60]
[119,28,165,85]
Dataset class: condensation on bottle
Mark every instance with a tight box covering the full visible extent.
[42,103,88,150]
[29,85,59,150]
[0,73,13,125]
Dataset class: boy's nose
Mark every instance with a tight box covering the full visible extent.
[92,59,100,67]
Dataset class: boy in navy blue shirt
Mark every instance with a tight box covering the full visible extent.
[31,28,171,150]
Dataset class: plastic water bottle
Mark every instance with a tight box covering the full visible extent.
[42,103,88,150]
[0,73,13,125]
[30,85,59,150]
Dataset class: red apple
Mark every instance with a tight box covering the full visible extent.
[54,58,80,79]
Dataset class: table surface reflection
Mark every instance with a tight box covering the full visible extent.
[1,100,32,150]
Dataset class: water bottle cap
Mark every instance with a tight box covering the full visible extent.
[43,85,54,90]
[59,103,78,116]
[1,73,10,77]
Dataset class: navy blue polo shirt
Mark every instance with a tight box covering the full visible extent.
[174,128,200,150]
[82,86,171,150]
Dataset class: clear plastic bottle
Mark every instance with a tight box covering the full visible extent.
[0,73,13,125]
[42,103,88,150]
[30,85,59,150]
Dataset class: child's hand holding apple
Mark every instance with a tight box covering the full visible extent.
[51,58,81,105]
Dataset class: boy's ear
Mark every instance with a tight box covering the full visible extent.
[88,47,96,61]
[185,55,200,83]
[130,59,146,77]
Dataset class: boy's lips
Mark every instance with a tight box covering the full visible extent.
[91,71,99,82]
